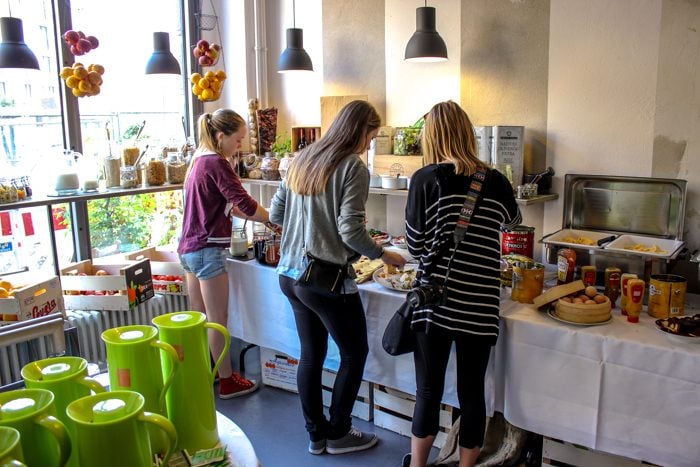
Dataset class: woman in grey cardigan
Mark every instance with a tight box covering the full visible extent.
[270,100,406,456]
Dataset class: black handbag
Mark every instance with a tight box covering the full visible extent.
[382,300,416,356]
[295,253,347,296]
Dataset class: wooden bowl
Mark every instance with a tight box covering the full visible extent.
[555,296,612,324]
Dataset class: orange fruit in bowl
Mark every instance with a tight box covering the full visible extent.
[60,67,73,79]
[204,70,215,80]
[201,88,214,101]
[190,72,202,84]
[0,287,10,298]
[198,78,211,89]
[0,280,12,290]
[65,76,80,89]
[210,80,222,92]
[87,71,101,85]
[215,70,227,80]
[73,66,88,79]
[192,84,202,96]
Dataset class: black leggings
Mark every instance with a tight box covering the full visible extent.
[412,329,492,449]
[279,275,369,441]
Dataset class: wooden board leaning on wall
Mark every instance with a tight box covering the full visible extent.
[371,154,424,177]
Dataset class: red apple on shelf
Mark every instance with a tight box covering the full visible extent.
[211,43,221,52]
[199,55,213,66]
[70,45,80,56]
[86,36,99,48]
[205,48,219,60]
[77,38,92,53]
[193,47,203,58]
[196,39,209,51]
[77,31,85,39]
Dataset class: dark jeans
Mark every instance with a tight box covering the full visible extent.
[412,329,492,449]
[279,275,369,441]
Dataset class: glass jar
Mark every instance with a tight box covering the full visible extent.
[54,149,81,193]
[264,236,281,266]
[278,152,293,180]
[146,155,166,186]
[120,166,137,188]
[393,127,421,155]
[260,152,281,181]
[230,227,249,257]
[166,152,187,184]
[102,154,121,188]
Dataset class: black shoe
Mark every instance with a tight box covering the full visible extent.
[402,453,411,467]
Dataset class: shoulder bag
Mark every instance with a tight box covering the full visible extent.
[382,167,488,356]
[294,196,348,296]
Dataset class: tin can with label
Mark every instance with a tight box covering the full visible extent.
[501,225,535,259]
[648,274,686,319]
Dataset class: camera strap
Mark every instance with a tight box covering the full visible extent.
[453,167,488,244]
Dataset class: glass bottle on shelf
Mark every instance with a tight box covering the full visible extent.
[146,153,166,186]
[297,128,307,151]
[166,152,187,184]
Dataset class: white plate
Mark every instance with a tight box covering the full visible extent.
[604,234,685,259]
[541,229,615,249]
[373,265,417,292]
[655,319,700,345]
[546,309,612,326]
[390,235,407,249]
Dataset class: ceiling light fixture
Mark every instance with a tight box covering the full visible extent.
[404,1,448,62]
[278,0,313,73]
[0,16,39,69]
[145,32,181,75]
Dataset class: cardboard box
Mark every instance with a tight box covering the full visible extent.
[60,259,154,311]
[261,347,299,393]
[373,385,454,448]
[0,276,65,325]
[124,247,187,295]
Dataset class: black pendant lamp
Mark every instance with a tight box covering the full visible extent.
[404,1,448,62]
[145,32,181,75]
[278,0,313,73]
[0,17,39,69]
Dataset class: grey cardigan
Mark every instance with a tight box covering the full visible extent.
[269,154,384,282]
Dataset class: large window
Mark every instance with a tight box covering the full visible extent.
[0,0,193,276]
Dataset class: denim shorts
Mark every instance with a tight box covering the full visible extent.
[179,247,227,280]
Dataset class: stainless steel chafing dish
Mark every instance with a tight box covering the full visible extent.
[541,174,687,284]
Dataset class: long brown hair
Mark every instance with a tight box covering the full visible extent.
[422,101,487,176]
[286,100,380,195]
[185,109,246,182]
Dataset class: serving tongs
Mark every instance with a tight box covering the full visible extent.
[133,120,146,143]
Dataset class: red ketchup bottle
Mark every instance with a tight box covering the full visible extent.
[557,248,577,284]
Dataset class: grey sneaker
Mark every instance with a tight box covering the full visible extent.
[308,439,326,455]
[326,426,378,455]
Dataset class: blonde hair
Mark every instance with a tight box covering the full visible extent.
[286,100,380,195]
[422,101,487,176]
[185,109,246,182]
[196,108,246,156]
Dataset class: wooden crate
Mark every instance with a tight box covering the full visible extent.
[373,385,454,448]
[60,259,154,311]
[542,437,659,466]
[260,347,372,420]
[321,369,373,421]
[371,154,423,177]
[124,247,187,295]
[0,276,65,324]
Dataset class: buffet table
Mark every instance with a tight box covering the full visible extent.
[226,258,700,467]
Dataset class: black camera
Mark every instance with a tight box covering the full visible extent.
[407,281,445,308]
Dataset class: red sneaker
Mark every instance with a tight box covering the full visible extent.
[218,372,259,399]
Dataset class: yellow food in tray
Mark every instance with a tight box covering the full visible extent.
[353,256,384,283]
[623,243,667,254]
[560,236,596,245]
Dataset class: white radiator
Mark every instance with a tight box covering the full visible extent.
[0,294,188,386]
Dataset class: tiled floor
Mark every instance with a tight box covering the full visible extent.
[215,375,439,467]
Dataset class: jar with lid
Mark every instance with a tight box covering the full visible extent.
[260,152,281,181]
[556,248,577,284]
[230,227,248,257]
[120,165,138,188]
[146,154,166,186]
[264,236,281,266]
[102,153,121,188]
[604,267,622,307]
[54,149,81,194]
[166,152,187,184]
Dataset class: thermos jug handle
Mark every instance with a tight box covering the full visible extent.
[204,322,231,384]
[78,375,107,395]
[138,411,178,467]
[151,340,180,409]
[35,414,71,467]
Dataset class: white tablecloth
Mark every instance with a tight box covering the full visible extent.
[226,258,700,467]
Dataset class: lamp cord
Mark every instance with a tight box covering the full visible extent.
[293,0,296,28]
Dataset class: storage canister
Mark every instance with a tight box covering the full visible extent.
[648,274,687,319]
[511,261,545,304]
[501,225,535,259]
